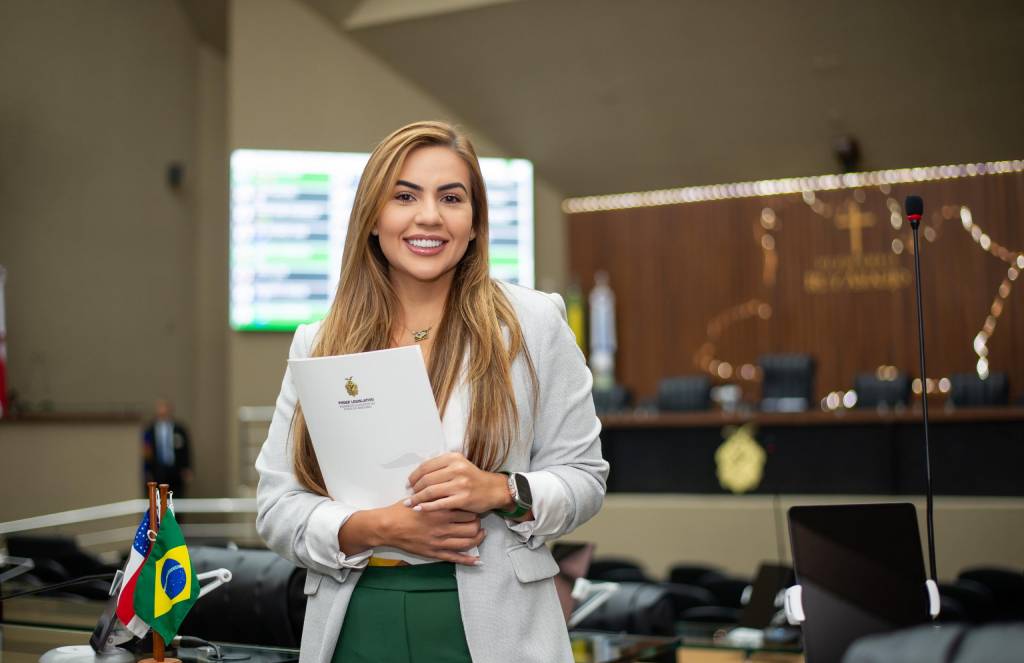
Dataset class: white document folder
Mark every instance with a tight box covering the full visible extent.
[288,345,447,510]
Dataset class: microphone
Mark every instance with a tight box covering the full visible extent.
[906,194,937,587]
[905,195,924,226]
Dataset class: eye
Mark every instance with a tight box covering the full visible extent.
[395,191,416,202]
[441,193,464,204]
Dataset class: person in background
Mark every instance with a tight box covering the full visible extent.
[142,398,193,498]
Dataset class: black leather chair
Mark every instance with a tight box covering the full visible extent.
[5,535,119,601]
[678,605,741,623]
[656,376,712,412]
[950,373,1010,407]
[957,567,1024,620]
[575,582,676,636]
[854,373,912,408]
[667,564,723,586]
[180,546,306,647]
[587,557,651,583]
[592,384,633,414]
[758,354,815,412]
[699,577,751,610]
[658,582,717,619]
[940,579,996,624]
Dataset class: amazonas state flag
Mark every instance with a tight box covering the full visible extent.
[133,509,199,643]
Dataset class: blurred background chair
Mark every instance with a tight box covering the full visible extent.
[656,376,712,412]
[854,372,912,408]
[957,567,1024,621]
[5,535,120,601]
[574,582,676,636]
[657,582,717,620]
[586,556,652,583]
[950,373,1010,407]
[758,354,816,412]
[667,563,724,586]
[592,384,633,414]
[939,579,996,624]
[699,576,750,610]
[180,546,306,648]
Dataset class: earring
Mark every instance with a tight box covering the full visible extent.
[371,229,379,236]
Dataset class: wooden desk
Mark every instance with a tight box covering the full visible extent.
[598,407,1024,495]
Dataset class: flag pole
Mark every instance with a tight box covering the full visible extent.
[141,482,181,663]
[145,482,165,663]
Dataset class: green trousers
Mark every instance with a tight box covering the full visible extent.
[331,562,473,663]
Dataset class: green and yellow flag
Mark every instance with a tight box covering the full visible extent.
[133,509,199,643]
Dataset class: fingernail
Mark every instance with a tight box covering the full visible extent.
[403,498,411,507]
[473,560,484,567]
[412,505,422,512]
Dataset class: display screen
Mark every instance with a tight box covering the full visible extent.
[230,149,534,331]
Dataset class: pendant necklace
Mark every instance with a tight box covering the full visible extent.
[403,322,435,342]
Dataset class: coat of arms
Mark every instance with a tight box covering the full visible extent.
[345,376,358,397]
[715,423,767,494]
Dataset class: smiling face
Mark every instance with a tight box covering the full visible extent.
[374,145,477,290]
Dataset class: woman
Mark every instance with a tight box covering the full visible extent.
[255,121,608,663]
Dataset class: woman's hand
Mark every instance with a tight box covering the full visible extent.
[406,452,512,514]
[339,501,484,565]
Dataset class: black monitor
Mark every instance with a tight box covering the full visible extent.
[788,503,931,663]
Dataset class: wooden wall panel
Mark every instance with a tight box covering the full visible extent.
[567,172,1024,404]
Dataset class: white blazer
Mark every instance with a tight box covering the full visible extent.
[255,283,609,663]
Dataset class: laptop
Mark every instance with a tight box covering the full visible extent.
[788,503,931,663]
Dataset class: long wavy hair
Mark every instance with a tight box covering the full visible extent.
[291,121,535,496]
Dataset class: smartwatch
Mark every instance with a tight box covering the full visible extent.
[494,471,532,518]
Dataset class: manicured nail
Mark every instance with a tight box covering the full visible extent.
[403,498,412,507]
[473,560,484,567]
[413,505,422,512]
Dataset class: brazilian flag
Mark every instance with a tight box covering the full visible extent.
[133,510,199,642]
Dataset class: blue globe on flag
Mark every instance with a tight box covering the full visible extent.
[160,559,187,599]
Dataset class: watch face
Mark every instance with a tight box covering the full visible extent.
[513,473,533,507]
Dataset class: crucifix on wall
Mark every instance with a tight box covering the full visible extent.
[834,200,877,257]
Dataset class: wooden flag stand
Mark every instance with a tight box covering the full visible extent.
[140,481,181,663]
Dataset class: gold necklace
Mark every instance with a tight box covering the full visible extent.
[408,326,432,342]
[402,321,435,342]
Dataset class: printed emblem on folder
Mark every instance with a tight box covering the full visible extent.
[345,376,359,397]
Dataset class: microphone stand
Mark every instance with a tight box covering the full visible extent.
[908,204,938,584]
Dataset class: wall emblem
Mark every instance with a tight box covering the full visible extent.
[715,424,767,494]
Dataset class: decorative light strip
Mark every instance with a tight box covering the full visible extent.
[958,205,1024,380]
[562,160,1024,214]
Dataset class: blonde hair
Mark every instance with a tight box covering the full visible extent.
[291,121,534,495]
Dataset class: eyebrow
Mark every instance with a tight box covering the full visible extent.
[395,179,468,194]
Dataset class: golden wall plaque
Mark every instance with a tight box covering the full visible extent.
[715,424,767,494]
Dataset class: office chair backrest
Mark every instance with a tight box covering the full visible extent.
[656,375,712,412]
[575,582,676,635]
[759,354,815,411]
[950,373,1009,407]
[181,546,305,647]
[592,384,633,414]
[853,373,912,408]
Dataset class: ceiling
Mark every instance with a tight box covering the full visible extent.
[301,1,1024,197]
